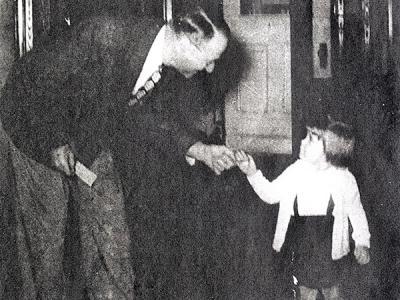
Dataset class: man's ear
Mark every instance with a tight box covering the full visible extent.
[185,30,204,48]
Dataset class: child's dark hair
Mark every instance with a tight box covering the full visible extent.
[172,7,230,40]
[323,118,355,168]
[305,116,355,168]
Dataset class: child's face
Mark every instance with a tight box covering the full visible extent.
[299,127,326,164]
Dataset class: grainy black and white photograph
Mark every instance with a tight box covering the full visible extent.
[0,0,399,299]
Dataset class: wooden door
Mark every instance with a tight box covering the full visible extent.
[223,0,292,154]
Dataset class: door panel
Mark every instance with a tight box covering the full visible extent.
[223,0,292,154]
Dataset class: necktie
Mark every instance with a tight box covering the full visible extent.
[128,66,163,107]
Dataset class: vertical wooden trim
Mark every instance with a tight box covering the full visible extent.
[25,0,33,52]
[337,0,344,53]
[312,0,332,78]
[16,0,33,57]
[163,0,172,22]
[388,0,393,44]
[362,0,370,49]
[17,0,24,56]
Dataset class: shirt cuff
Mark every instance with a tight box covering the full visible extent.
[185,156,196,166]
[247,169,263,184]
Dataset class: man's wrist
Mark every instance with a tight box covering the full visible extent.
[186,141,206,162]
[247,169,260,179]
[185,155,196,166]
[246,168,257,177]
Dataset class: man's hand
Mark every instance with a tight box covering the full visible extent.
[50,144,76,176]
[235,150,257,176]
[187,142,236,175]
[354,245,370,265]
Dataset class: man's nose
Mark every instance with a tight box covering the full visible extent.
[205,62,215,73]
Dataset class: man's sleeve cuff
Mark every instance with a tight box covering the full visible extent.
[185,156,196,166]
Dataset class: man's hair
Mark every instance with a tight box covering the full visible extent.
[172,7,230,40]
[321,118,355,168]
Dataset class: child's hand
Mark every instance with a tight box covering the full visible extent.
[235,150,257,176]
[354,246,370,265]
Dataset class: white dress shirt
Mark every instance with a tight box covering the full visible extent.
[133,25,165,94]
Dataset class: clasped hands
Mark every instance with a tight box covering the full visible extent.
[186,142,256,176]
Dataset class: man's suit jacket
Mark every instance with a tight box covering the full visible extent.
[0,15,202,167]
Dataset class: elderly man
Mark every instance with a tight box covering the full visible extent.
[0,7,235,299]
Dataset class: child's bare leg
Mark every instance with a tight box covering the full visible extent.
[321,285,342,300]
[299,285,318,300]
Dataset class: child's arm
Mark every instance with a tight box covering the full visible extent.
[346,175,371,265]
[235,150,292,204]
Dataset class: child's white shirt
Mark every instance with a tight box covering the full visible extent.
[247,159,371,260]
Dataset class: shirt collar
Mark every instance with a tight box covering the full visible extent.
[133,25,166,93]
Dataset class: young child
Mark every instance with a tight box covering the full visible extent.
[235,118,370,300]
